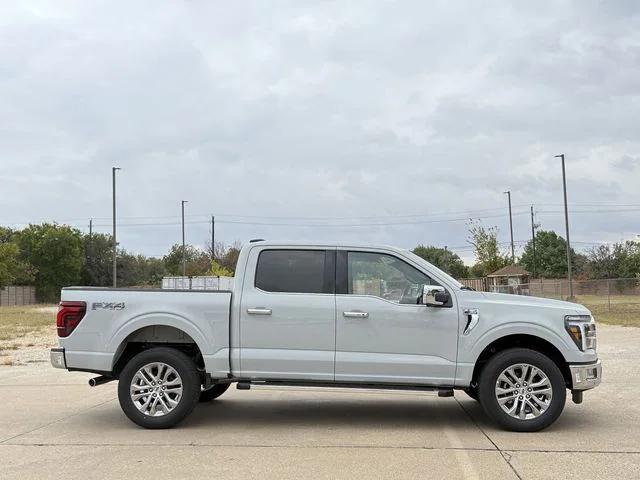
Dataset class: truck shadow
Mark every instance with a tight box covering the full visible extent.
[186,392,596,433]
[188,394,476,430]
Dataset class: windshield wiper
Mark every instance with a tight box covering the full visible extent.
[460,286,475,291]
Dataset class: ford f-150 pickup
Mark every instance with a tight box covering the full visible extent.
[51,240,601,431]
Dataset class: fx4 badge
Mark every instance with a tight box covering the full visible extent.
[92,302,125,311]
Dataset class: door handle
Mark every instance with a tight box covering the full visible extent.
[247,308,272,315]
[343,311,369,318]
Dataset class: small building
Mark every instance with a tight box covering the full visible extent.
[487,265,530,295]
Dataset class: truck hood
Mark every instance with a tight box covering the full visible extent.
[459,289,591,315]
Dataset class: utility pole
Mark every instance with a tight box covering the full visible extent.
[504,191,515,263]
[181,200,188,277]
[87,219,93,281]
[211,215,215,262]
[555,154,574,300]
[443,245,449,274]
[530,206,537,278]
[112,167,121,287]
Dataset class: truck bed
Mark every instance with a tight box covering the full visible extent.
[58,287,233,377]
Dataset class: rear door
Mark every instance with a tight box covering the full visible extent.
[238,246,336,380]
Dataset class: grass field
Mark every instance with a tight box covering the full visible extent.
[0,305,57,351]
[574,295,640,327]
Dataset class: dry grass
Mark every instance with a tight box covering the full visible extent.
[0,355,16,366]
[576,295,640,328]
[0,305,57,351]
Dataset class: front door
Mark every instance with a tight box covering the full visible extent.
[239,246,336,381]
[335,249,459,386]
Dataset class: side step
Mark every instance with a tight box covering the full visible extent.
[233,380,455,395]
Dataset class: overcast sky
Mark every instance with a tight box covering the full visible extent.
[1,1,639,262]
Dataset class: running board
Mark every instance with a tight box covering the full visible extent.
[233,379,455,394]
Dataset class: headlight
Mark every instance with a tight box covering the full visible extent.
[565,315,597,351]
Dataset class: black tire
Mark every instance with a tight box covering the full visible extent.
[464,387,479,401]
[478,348,566,432]
[199,383,230,402]
[118,347,201,429]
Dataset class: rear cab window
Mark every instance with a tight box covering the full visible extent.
[255,249,334,294]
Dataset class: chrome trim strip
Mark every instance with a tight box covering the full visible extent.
[569,360,602,390]
[50,348,66,369]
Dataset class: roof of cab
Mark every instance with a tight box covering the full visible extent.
[244,240,407,252]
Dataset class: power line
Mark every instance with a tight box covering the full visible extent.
[4,202,640,226]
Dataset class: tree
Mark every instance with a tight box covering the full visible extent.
[207,260,233,277]
[0,242,35,287]
[163,244,211,276]
[0,227,14,243]
[467,221,509,277]
[118,253,167,287]
[586,241,640,279]
[14,223,84,301]
[520,230,577,278]
[412,245,468,278]
[83,233,114,286]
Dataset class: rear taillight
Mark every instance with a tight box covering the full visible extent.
[56,301,87,337]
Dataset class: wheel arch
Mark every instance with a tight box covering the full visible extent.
[470,334,572,389]
[110,318,209,376]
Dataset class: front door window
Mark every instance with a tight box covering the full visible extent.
[347,251,436,304]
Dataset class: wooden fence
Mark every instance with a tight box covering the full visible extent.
[460,278,488,291]
[0,286,37,306]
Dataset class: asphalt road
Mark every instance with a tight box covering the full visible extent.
[1,324,639,479]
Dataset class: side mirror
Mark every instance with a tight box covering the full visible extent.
[422,285,450,307]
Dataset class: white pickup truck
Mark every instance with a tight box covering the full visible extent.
[51,240,601,431]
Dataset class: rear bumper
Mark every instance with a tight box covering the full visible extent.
[50,348,66,369]
[569,360,601,390]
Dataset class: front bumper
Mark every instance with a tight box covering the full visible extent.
[50,348,66,369]
[569,360,602,390]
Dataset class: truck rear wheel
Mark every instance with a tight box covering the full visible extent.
[200,383,230,402]
[118,347,200,429]
[478,348,566,432]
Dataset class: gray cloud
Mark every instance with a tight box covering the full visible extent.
[1,1,639,263]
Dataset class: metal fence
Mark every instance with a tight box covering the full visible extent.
[161,276,234,291]
[486,277,640,317]
[0,286,37,306]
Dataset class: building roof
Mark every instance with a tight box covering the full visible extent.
[487,264,530,277]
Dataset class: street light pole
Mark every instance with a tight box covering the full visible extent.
[112,167,121,287]
[181,200,188,277]
[504,191,515,263]
[555,154,574,300]
[530,205,537,278]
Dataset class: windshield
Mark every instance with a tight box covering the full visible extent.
[403,250,465,289]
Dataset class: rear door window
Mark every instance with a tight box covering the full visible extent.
[255,250,333,294]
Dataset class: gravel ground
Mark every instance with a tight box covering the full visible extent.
[0,305,58,366]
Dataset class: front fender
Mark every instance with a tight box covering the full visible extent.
[467,321,574,364]
[454,321,579,387]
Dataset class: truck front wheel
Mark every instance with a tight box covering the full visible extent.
[478,348,566,432]
[118,347,201,429]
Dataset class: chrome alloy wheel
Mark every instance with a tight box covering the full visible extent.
[495,363,553,420]
[130,362,183,417]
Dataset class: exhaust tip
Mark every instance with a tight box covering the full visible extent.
[88,375,113,387]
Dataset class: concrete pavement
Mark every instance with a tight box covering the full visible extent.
[1,324,639,479]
